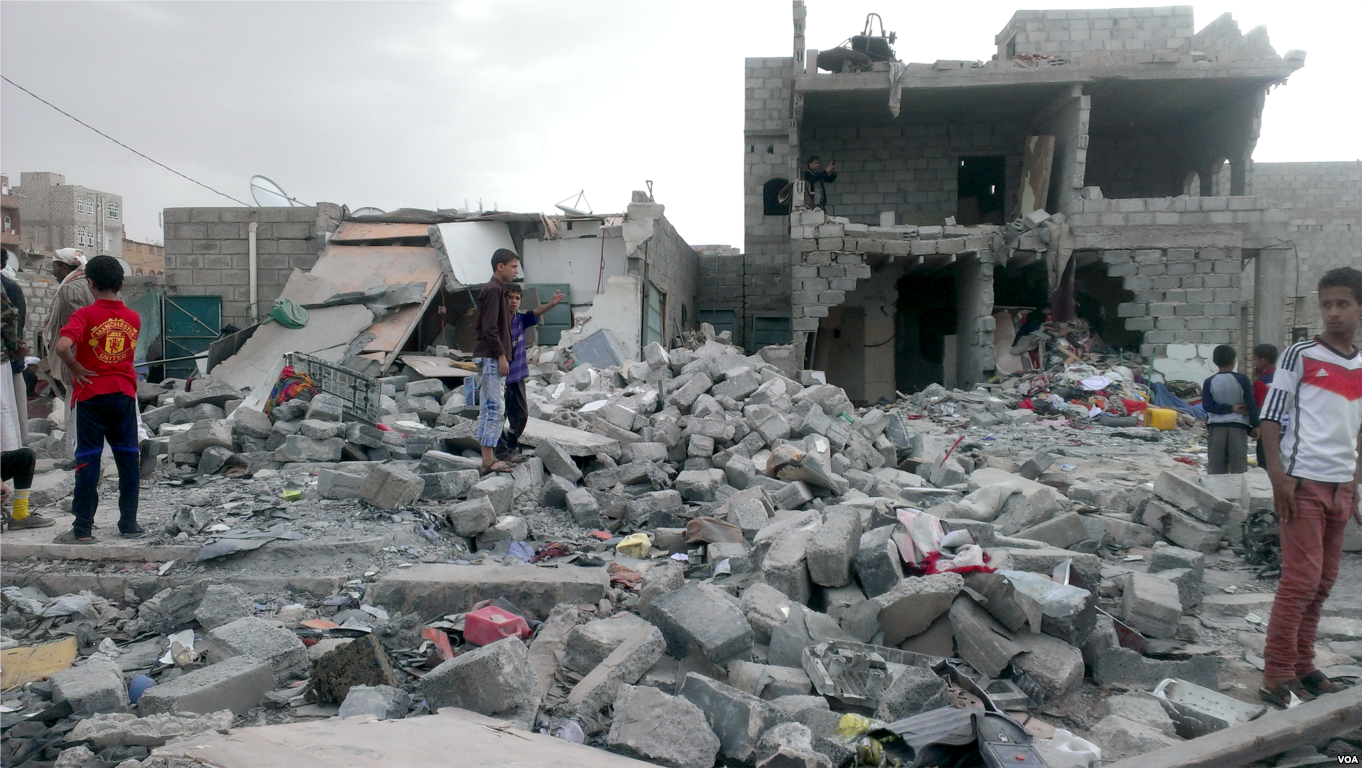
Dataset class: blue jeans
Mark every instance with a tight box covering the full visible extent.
[474,358,505,449]
[72,393,140,537]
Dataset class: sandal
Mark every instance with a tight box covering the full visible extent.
[481,460,513,475]
[1259,680,1315,708]
[54,531,98,545]
[1299,670,1339,697]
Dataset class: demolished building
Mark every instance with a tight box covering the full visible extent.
[713,3,1358,402]
[159,192,698,384]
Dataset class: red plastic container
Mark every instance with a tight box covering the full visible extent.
[463,606,530,646]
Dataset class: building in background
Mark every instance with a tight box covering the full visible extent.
[713,3,1340,403]
[122,238,166,276]
[14,172,124,259]
[1,175,20,259]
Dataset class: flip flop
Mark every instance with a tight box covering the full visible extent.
[54,531,98,545]
[1299,670,1339,697]
[481,460,514,475]
[1259,680,1314,708]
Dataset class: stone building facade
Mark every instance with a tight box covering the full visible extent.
[704,3,1325,403]
[14,172,124,258]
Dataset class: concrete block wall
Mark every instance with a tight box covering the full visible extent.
[637,211,699,344]
[1252,161,1362,338]
[744,56,798,353]
[1107,246,1243,357]
[9,271,58,351]
[163,204,343,329]
[995,7,1194,63]
[1065,196,1275,230]
[799,121,1025,226]
[1190,12,1277,62]
[697,251,746,347]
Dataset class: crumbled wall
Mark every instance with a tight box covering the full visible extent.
[995,7,1195,64]
[162,204,343,329]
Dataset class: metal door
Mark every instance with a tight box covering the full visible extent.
[752,316,791,348]
[643,280,665,349]
[162,295,221,379]
[698,309,737,339]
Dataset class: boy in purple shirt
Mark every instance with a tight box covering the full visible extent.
[497,284,564,462]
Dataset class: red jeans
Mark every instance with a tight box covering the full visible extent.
[1263,479,1355,680]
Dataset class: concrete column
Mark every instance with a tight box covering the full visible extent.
[1253,248,1289,352]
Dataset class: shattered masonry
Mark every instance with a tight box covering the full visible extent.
[3,4,1362,768]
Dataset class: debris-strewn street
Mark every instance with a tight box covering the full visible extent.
[3,325,1360,768]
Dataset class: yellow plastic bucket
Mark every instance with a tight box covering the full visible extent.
[1144,407,1178,430]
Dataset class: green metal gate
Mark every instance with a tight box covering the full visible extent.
[162,295,221,379]
[751,316,792,348]
[522,283,572,346]
[643,280,665,349]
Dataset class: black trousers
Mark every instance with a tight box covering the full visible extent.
[72,393,140,538]
[2,448,35,489]
[497,380,528,456]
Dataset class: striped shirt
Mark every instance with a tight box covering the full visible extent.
[1261,338,1362,483]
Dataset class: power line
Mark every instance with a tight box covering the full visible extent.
[1,75,250,206]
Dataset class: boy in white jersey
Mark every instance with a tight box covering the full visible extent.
[1258,267,1362,707]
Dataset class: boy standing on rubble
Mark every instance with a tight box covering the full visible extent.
[52,256,144,543]
[496,284,565,463]
[1202,344,1257,474]
[1259,266,1362,707]
[474,249,520,475]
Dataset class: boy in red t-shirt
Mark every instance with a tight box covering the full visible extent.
[53,256,144,543]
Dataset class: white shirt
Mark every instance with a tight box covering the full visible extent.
[1261,338,1362,483]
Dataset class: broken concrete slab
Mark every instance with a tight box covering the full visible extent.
[337,684,411,720]
[445,496,497,537]
[567,625,666,725]
[1012,631,1085,698]
[678,672,785,764]
[417,636,534,717]
[206,617,310,684]
[608,684,721,768]
[1016,512,1090,549]
[1154,471,1234,526]
[805,506,861,588]
[564,613,655,675]
[852,525,903,598]
[1092,647,1218,690]
[841,572,963,645]
[50,660,129,714]
[193,584,255,631]
[70,709,233,748]
[372,564,608,621]
[727,660,813,700]
[1119,572,1183,639]
[949,596,1025,678]
[646,584,754,665]
[1000,569,1096,647]
[874,666,950,722]
[739,582,794,645]
[138,655,274,717]
[1089,714,1181,761]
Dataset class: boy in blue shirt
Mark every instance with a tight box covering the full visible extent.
[1202,344,1258,475]
[497,284,564,462]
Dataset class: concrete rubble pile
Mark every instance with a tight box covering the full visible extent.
[3,327,1361,768]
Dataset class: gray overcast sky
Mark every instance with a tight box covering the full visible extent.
[3,1,1358,248]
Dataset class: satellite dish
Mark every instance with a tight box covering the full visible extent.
[250,175,297,207]
[351,206,385,216]
[555,190,592,216]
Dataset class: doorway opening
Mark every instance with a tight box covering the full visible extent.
[1075,258,1142,351]
[957,156,1006,225]
[895,271,958,393]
